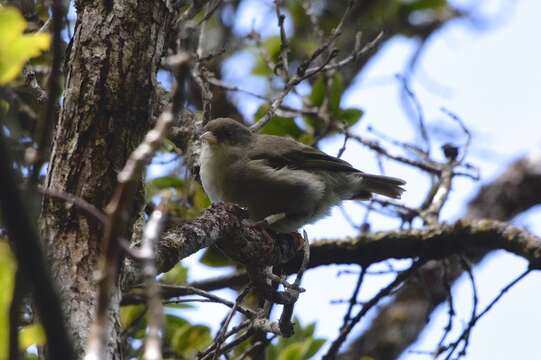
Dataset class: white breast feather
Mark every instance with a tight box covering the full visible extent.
[199,143,224,202]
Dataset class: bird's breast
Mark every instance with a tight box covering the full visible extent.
[199,143,227,203]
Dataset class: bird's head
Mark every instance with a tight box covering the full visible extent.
[200,118,254,147]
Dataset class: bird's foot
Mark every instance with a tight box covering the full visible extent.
[265,271,305,294]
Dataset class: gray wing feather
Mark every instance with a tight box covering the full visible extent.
[250,135,359,173]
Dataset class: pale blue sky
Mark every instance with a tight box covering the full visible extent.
[147,0,541,358]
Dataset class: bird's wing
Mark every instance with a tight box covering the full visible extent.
[249,135,360,173]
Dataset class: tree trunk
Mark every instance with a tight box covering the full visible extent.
[41,1,172,357]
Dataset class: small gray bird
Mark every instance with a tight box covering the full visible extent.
[199,118,406,233]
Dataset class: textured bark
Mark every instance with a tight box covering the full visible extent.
[122,203,301,289]
[40,1,172,358]
[340,150,541,360]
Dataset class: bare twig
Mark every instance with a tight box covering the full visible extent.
[211,287,251,360]
[140,194,172,360]
[274,0,290,81]
[397,74,431,156]
[339,266,367,332]
[196,0,224,26]
[37,186,107,225]
[435,259,455,353]
[156,285,257,318]
[323,259,425,359]
[347,132,441,174]
[279,230,311,336]
[440,107,472,164]
[441,268,531,360]
[250,0,359,131]
[198,321,252,359]
[29,0,65,184]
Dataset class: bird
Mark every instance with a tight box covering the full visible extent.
[199,117,406,233]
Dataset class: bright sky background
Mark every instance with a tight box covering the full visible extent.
[146,0,541,358]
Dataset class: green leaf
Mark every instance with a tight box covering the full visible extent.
[200,246,234,268]
[171,324,211,357]
[403,0,447,11]
[191,183,211,212]
[267,319,326,360]
[277,343,304,360]
[304,339,325,358]
[164,314,190,340]
[306,74,347,132]
[338,108,364,126]
[0,240,16,359]
[0,99,10,114]
[161,263,188,285]
[0,7,51,84]
[308,77,325,107]
[329,73,344,113]
[119,304,146,329]
[18,323,46,350]
[255,104,304,139]
[298,133,315,145]
[252,36,282,76]
[164,303,193,310]
[261,117,303,138]
[162,138,181,153]
[147,175,184,190]
[145,175,184,199]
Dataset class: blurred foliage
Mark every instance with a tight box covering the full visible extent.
[146,174,210,219]
[18,323,46,351]
[0,240,16,359]
[160,262,189,285]
[266,320,325,360]
[200,245,236,268]
[252,36,282,77]
[0,7,50,84]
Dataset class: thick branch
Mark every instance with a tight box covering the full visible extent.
[123,203,541,292]
[303,219,541,270]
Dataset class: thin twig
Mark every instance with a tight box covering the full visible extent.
[435,259,455,353]
[440,107,472,164]
[274,0,290,82]
[278,230,311,336]
[397,74,431,156]
[250,0,358,131]
[157,285,257,318]
[37,186,108,225]
[196,0,224,26]
[211,287,251,360]
[29,0,65,185]
[348,132,441,174]
[198,321,252,359]
[141,194,172,360]
[441,268,532,360]
[323,259,425,359]
[339,266,367,331]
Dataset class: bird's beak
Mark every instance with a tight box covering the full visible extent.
[200,131,218,144]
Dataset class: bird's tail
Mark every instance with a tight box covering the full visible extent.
[353,173,406,200]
